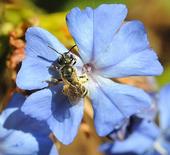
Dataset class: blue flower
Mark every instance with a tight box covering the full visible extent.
[16,4,163,145]
[0,93,58,155]
[100,119,160,155]
[101,84,170,155]
[156,84,170,154]
[158,84,170,131]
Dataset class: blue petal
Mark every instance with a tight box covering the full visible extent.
[49,145,59,155]
[137,92,158,121]
[21,89,53,120]
[0,109,17,125]
[95,21,163,77]
[110,121,159,154]
[25,27,67,60]
[4,110,52,155]
[66,4,127,63]
[6,93,26,108]
[101,143,140,155]
[1,94,53,155]
[21,85,84,145]
[156,138,170,155]
[17,56,53,90]
[87,76,151,136]
[16,27,67,90]
[137,120,160,140]
[108,119,129,140]
[0,125,39,155]
[158,84,170,130]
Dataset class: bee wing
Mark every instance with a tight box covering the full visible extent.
[25,27,68,61]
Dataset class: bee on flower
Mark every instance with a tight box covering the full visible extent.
[16,4,163,145]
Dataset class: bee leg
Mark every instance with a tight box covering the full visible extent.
[62,85,69,96]
[43,78,63,86]
[82,89,88,97]
[72,58,76,65]
[51,78,62,83]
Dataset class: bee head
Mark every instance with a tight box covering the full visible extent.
[58,53,73,65]
[48,45,76,66]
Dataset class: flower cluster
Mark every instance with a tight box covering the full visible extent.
[101,84,170,155]
[0,3,166,155]
[0,93,58,155]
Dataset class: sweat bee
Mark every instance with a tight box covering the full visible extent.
[48,45,88,102]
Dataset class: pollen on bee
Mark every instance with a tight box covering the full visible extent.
[78,74,88,84]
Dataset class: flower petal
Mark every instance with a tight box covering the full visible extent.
[6,93,26,108]
[95,21,163,77]
[0,107,39,155]
[87,76,151,136]
[0,125,38,155]
[17,26,83,90]
[110,121,159,154]
[21,85,84,145]
[0,109,17,125]
[66,4,127,63]
[25,27,67,60]
[4,110,52,155]
[21,89,53,121]
[158,84,170,130]
[16,56,53,90]
[2,93,53,155]
[49,145,59,155]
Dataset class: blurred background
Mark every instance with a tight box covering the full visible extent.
[0,0,170,155]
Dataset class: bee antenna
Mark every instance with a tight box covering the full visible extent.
[48,45,63,56]
[66,45,77,54]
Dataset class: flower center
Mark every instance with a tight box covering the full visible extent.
[83,63,95,74]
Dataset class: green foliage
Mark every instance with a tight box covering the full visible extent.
[39,12,74,47]
[30,0,127,13]
[64,0,127,10]
[5,6,34,24]
[156,65,170,87]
